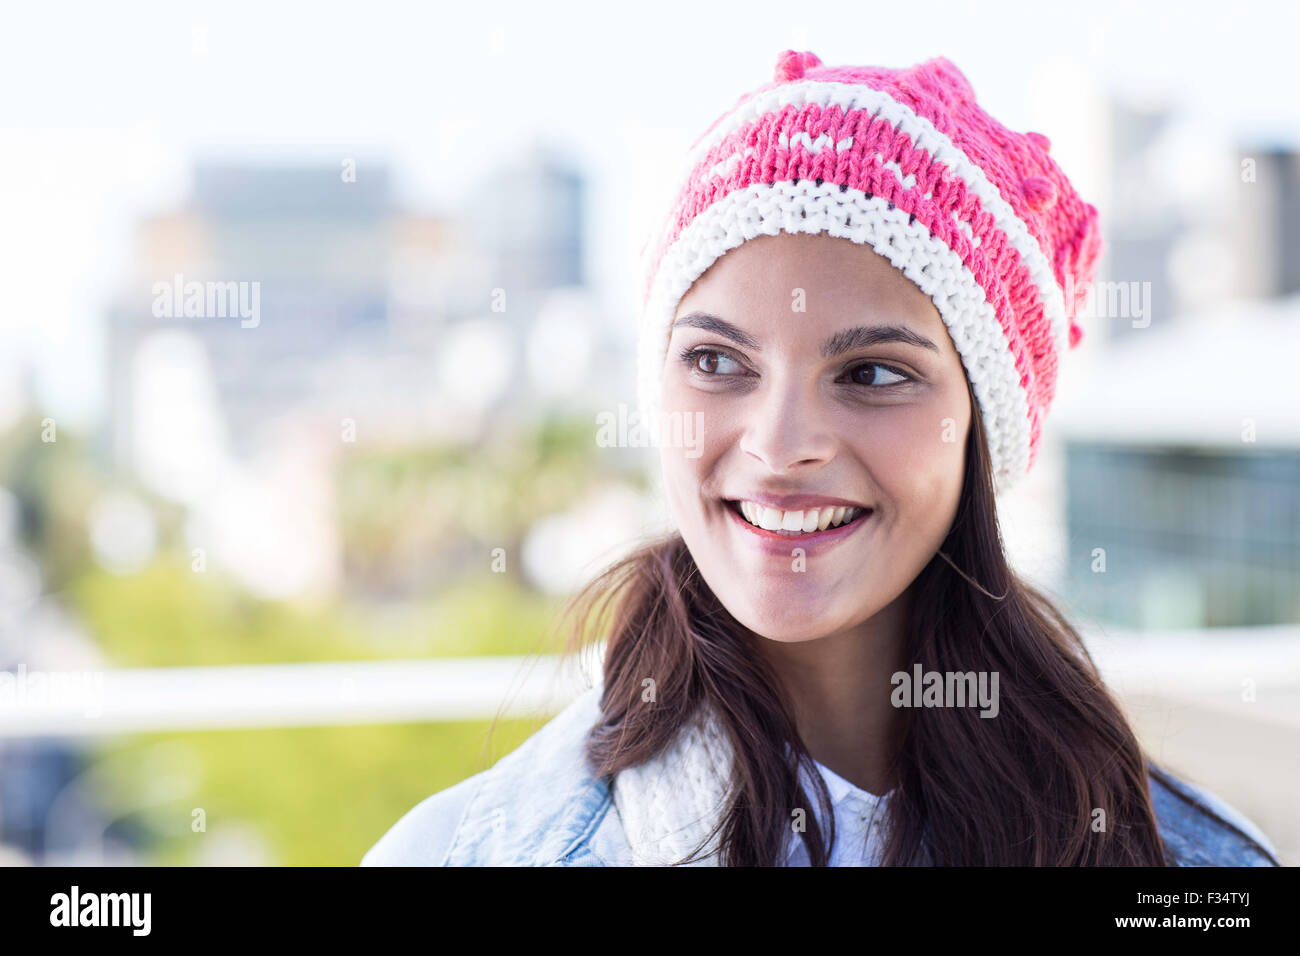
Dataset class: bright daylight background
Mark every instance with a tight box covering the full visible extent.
[1,0,1297,865]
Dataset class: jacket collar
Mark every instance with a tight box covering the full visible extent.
[443,683,611,866]
[439,677,742,866]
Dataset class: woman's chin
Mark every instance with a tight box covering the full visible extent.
[728,601,849,644]
[742,619,839,644]
[698,561,847,626]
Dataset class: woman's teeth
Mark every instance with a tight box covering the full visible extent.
[735,500,865,535]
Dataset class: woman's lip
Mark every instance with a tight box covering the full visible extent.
[723,493,870,511]
[722,498,872,551]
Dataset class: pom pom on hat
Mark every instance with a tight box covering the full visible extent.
[773,49,823,82]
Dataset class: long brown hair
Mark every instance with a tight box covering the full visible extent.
[552,380,1252,865]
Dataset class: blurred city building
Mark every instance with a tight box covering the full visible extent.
[1055,295,1300,628]
[101,151,633,600]
[1048,88,1300,629]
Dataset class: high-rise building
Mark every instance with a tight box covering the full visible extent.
[106,161,497,465]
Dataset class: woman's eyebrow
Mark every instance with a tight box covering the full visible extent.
[820,324,940,357]
[671,311,940,356]
[671,312,762,350]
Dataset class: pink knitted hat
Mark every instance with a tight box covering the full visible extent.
[637,50,1103,494]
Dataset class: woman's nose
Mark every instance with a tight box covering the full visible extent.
[736,375,836,473]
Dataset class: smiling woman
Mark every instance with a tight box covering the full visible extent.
[657,233,972,685]
[363,49,1282,867]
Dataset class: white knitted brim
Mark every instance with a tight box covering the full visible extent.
[636,178,1033,497]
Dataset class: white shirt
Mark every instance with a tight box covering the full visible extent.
[786,758,892,866]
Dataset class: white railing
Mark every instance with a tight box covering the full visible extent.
[0,650,604,737]
[2,627,1299,738]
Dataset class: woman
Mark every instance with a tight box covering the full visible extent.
[364,51,1282,866]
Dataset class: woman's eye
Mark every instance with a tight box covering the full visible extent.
[844,363,910,388]
[677,348,912,389]
[679,347,747,376]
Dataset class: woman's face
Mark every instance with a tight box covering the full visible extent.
[659,232,973,643]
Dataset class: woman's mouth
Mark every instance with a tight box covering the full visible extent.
[722,498,872,542]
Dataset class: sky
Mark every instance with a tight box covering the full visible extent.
[2,0,1297,428]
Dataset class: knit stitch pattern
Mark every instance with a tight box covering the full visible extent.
[611,701,735,865]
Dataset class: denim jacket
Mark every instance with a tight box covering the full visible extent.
[361,681,1283,867]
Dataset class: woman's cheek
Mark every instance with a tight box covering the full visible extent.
[872,399,963,475]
